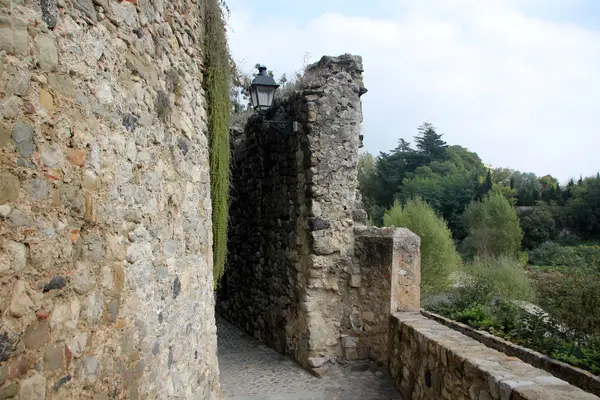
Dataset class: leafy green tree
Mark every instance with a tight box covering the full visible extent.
[401,146,485,237]
[463,192,524,258]
[511,171,542,206]
[383,197,460,300]
[357,152,381,215]
[492,167,515,186]
[518,202,558,249]
[491,183,517,205]
[478,169,493,199]
[563,177,600,239]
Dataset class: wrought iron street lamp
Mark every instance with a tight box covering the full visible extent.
[249,65,299,133]
[249,66,280,112]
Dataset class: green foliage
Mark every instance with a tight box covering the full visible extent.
[414,122,448,164]
[357,152,381,220]
[463,192,524,258]
[203,0,232,286]
[383,197,460,299]
[518,203,558,249]
[536,266,600,338]
[463,256,535,302]
[528,241,600,268]
[400,145,484,237]
[562,177,600,239]
[429,267,600,375]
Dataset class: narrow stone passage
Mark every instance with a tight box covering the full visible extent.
[217,316,402,400]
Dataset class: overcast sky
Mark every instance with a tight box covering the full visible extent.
[225,0,600,183]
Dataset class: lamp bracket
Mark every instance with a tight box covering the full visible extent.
[260,120,299,134]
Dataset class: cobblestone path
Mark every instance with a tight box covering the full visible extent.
[217,315,402,400]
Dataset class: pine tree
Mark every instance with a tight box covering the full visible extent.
[414,122,448,164]
[477,169,493,200]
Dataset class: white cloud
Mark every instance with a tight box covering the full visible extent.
[226,0,600,182]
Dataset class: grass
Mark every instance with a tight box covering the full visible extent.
[202,0,232,287]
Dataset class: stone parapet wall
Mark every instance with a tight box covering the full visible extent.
[0,0,219,398]
[422,309,600,397]
[389,312,599,400]
[349,226,420,365]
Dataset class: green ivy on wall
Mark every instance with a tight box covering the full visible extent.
[202,0,232,287]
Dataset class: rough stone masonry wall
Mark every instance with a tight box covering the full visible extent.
[0,0,219,399]
[220,55,423,376]
[219,55,369,372]
[389,313,599,400]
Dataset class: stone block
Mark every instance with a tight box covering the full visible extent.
[19,372,46,399]
[35,34,59,71]
[0,16,29,55]
[23,320,50,350]
[308,356,326,368]
[44,343,64,371]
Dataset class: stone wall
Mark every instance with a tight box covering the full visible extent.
[351,227,420,365]
[422,309,600,397]
[218,55,368,372]
[219,54,421,376]
[389,312,599,400]
[0,0,219,398]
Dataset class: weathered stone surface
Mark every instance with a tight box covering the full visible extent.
[0,382,18,399]
[43,276,67,292]
[110,1,139,28]
[77,356,100,388]
[11,123,35,158]
[68,333,87,358]
[389,313,599,400]
[0,16,29,55]
[44,343,64,371]
[73,0,97,21]
[40,0,59,29]
[23,320,50,350]
[9,280,42,318]
[72,262,96,295]
[7,355,30,379]
[83,291,103,324]
[38,89,55,113]
[10,69,30,96]
[218,55,372,369]
[0,172,20,204]
[18,372,46,399]
[0,0,218,398]
[35,34,59,71]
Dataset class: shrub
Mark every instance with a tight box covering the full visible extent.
[463,256,535,303]
[383,197,460,299]
[528,241,600,268]
[536,266,600,338]
[463,192,523,258]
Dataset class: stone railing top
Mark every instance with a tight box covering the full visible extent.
[355,226,421,243]
[394,312,600,400]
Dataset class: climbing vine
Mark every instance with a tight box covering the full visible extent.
[202,0,232,287]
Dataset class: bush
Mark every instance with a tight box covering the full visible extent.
[536,266,600,338]
[528,241,600,268]
[463,192,524,258]
[463,256,535,303]
[383,197,460,299]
